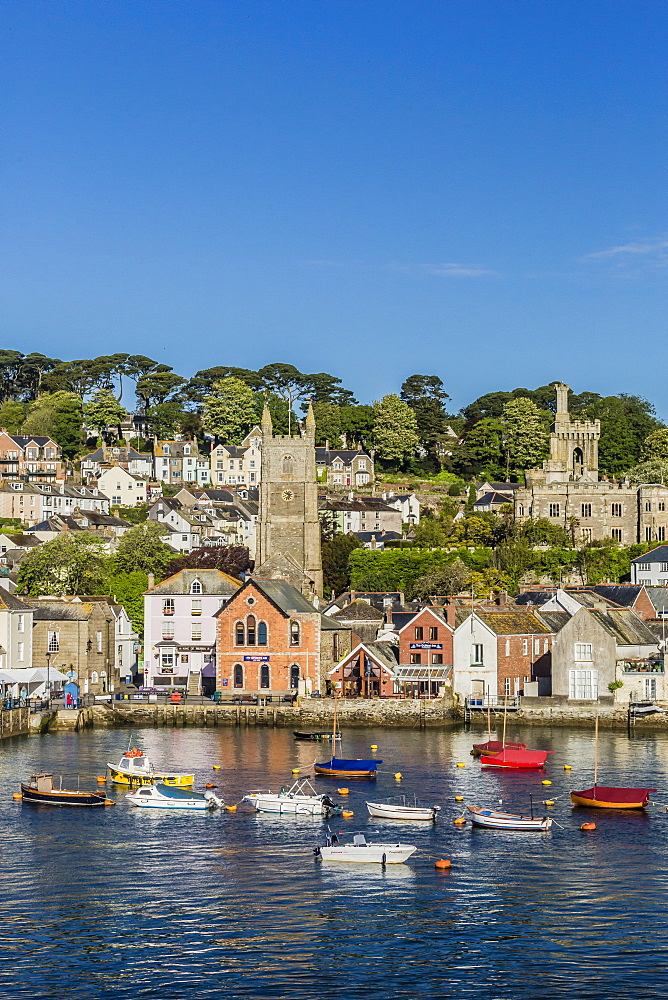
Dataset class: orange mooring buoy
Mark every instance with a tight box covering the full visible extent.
[581,822,596,831]
[453,817,466,826]
[205,783,216,789]
[225,804,237,812]
[434,859,451,870]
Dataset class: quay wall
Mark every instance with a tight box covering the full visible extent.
[461,697,668,729]
[0,707,30,739]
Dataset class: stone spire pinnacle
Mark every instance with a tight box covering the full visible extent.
[261,401,273,436]
[305,399,316,438]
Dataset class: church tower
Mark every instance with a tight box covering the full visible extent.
[254,401,324,597]
[543,383,600,483]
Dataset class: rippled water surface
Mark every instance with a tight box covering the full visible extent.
[2,721,668,999]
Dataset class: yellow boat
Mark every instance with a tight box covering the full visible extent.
[107,749,194,787]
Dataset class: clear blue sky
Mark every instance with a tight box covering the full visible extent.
[2,1,666,414]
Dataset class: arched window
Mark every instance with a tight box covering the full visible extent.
[234,664,244,688]
[258,621,268,646]
[246,615,256,646]
[517,504,524,517]
[290,621,300,646]
[91,671,99,684]
[235,622,245,645]
[282,454,294,477]
[190,579,202,594]
[290,664,300,689]
[260,664,270,689]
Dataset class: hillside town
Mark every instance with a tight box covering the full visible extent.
[1,365,667,719]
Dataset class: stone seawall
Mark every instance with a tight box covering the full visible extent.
[90,697,455,730]
[460,698,668,730]
[0,707,30,739]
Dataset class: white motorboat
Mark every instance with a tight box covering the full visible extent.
[126,783,224,811]
[467,805,552,831]
[366,798,440,821]
[243,778,340,817]
[315,832,417,864]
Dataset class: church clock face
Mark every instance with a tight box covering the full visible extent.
[281,489,295,502]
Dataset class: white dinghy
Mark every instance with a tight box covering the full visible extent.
[127,783,224,811]
[315,832,417,864]
[366,797,440,821]
[243,778,339,817]
[467,805,552,831]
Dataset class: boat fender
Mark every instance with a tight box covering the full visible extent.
[434,859,451,870]
[581,822,596,831]
[381,853,387,865]
[453,817,466,826]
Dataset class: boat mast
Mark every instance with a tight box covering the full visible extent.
[487,701,491,742]
[502,693,508,750]
[594,712,599,790]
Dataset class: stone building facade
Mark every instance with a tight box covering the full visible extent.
[514,383,668,545]
[27,599,119,696]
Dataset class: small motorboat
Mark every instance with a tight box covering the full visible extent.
[570,786,655,810]
[468,805,552,831]
[315,832,417,864]
[107,748,194,787]
[126,784,224,810]
[293,731,342,741]
[21,773,108,807]
[243,779,340,817]
[314,756,381,778]
[366,798,440,822]
[471,740,526,757]
[481,747,553,770]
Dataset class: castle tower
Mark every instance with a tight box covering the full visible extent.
[254,401,323,597]
[543,382,600,483]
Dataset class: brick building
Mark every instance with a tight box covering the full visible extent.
[0,431,64,482]
[215,578,351,697]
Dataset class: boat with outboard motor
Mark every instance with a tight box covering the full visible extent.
[315,832,417,864]
[243,778,341,816]
[468,804,552,831]
[293,730,342,741]
[21,773,108,807]
[107,747,194,787]
[126,783,224,810]
[366,797,440,821]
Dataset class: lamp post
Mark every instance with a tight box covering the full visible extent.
[45,651,51,708]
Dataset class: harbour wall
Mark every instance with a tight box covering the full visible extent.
[461,697,668,729]
[0,707,30,739]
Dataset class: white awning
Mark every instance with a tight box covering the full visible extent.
[0,667,69,684]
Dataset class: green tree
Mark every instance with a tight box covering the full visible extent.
[0,399,27,433]
[581,394,661,476]
[17,534,108,595]
[642,428,668,462]
[313,401,343,447]
[400,374,451,465]
[202,377,258,443]
[23,391,84,458]
[412,518,446,547]
[501,397,549,475]
[165,546,251,579]
[372,395,419,467]
[112,523,175,577]
[104,570,149,634]
[453,417,505,479]
[340,404,375,446]
[83,389,126,438]
[406,558,469,600]
[626,459,668,484]
[135,371,186,411]
[148,400,188,439]
[322,533,363,597]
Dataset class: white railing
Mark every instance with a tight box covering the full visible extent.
[465,695,521,709]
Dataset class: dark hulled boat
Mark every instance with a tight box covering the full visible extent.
[314,756,381,778]
[471,740,526,757]
[21,773,108,807]
[293,731,342,742]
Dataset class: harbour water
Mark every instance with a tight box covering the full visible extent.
[2,722,668,999]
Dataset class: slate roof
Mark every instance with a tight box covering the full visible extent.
[343,641,399,672]
[330,600,385,623]
[26,601,95,621]
[392,611,418,631]
[149,569,241,595]
[645,588,668,614]
[632,546,668,565]
[535,610,571,632]
[588,609,659,646]
[474,482,520,491]
[8,435,55,448]
[354,531,402,543]
[590,585,644,608]
[315,448,371,465]
[3,534,41,547]
[474,492,515,507]
[474,611,553,635]
[514,591,555,607]
[0,591,32,611]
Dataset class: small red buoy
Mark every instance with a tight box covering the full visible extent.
[581,822,596,831]
[434,859,451,869]
[205,783,216,789]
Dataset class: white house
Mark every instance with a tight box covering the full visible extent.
[382,493,421,525]
[0,592,33,672]
[96,466,148,507]
[143,569,240,693]
[209,427,263,487]
[632,546,668,586]
[452,614,498,702]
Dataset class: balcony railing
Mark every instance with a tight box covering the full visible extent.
[619,659,664,674]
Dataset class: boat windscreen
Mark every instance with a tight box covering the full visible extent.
[155,784,205,800]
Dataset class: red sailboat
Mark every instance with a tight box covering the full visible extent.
[480,696,552,770]
[471,703,527,757]
[570,714,655,809]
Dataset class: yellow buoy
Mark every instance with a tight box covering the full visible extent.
[337,787,349,795]
[454,795,464,802]
[291,768,300,774]
[394,772,403,780]
[541,779,552,786]
[456,762,466,768]
[212,765,221,770]
[225,804,237,812]
[435,858,451,869]
[453,817,466,826]
[370,745,378,750]
[96,776,107,784]
[564,765,572,771]
[12,792,22,801]
[341,810,354,818]
[544,800,555,806]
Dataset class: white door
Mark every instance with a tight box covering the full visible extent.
[569,669,598,700]
[644,678,657,701]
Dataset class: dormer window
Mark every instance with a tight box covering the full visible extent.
[190,579,202,594]
[184,445,191,455]
[163,446,170,455]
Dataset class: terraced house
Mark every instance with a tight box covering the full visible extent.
[0,430,64,482]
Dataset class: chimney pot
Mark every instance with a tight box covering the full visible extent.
[147,572,155,590]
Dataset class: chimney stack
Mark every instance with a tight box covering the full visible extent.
[147,572,155,590]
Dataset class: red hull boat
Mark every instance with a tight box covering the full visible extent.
[472,740,526,758]
[481,747,553,770]
[570,785,655,809]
